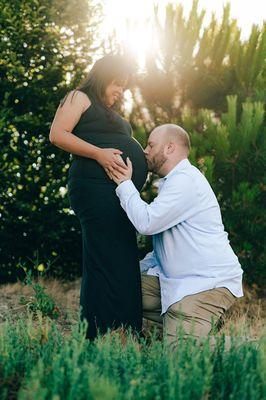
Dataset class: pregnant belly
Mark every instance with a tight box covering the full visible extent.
[69,133,148,191]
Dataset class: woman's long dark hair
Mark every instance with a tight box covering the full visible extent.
[79,54,133,104]
[61,54,135,119]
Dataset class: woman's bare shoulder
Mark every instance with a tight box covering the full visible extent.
[61,90,91,112]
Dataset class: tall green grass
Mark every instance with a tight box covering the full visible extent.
[0,312,264,400]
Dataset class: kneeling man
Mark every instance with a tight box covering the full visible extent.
[111,124,243,346]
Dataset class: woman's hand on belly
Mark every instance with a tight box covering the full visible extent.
[95,148,128,179]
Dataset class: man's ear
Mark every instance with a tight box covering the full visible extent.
[166,141,175,155]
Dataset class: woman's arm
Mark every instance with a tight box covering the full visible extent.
[49,90,127,175]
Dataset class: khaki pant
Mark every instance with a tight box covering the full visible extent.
[141,274,235,347]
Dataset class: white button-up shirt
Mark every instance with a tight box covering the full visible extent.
[115,158,243,314]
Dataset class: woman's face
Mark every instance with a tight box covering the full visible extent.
[104,78,128,107]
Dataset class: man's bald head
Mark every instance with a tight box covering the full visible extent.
[151,124,191,153]
[145,124,191,176]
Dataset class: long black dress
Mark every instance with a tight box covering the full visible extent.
[67,97,148,339]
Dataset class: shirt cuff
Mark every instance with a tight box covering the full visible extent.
[139,251,159,273]
[115,179,137,200]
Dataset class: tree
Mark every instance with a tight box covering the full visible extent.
[130,0,266,128]
[138,96,265,285]
[0,0,101,281]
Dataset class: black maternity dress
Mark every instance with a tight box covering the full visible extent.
[67,97,148,340]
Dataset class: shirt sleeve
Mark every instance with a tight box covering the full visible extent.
[139,250,158,273]
[115,173,196,235]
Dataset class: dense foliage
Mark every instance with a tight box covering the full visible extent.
[138,96,265,285]
[0,0,100,281]
[131,0,265,122]
[0,312,264,400]
[185,97,265,284]
[0,0,265,284]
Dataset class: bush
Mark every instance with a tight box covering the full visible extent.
[0,312,264,400]
[0,0,100,282]
[184,96,265,285]
[0,1,264,287]
[137,96,265,286]
[19,267,60,319]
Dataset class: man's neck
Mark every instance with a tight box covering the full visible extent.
[160,156,187,177]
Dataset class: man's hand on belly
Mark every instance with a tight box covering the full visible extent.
[111,157,133,185]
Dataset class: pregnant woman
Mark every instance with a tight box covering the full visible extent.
[49,55,148,339]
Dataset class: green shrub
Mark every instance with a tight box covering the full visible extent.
[19,267,60,319]
[137,96,265,285]
[184,96,265,284]
[0,313,264,400]
[0,0,100,282]
[0,0,265,287]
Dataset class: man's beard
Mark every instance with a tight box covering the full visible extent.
[147,149,167,175]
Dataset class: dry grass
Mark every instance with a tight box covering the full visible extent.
[0,278,265,339]
[223,285,265,338]
[0,277,81,335]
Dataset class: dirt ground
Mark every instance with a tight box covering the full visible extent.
[0,277,265,339]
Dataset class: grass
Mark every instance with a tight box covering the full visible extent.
[0,277,265,400]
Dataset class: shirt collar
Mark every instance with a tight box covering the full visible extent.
[163,158,191,181]
[157,158,190,190]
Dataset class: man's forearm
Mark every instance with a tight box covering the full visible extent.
[115,180,155,235]
[116,172,195,235]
